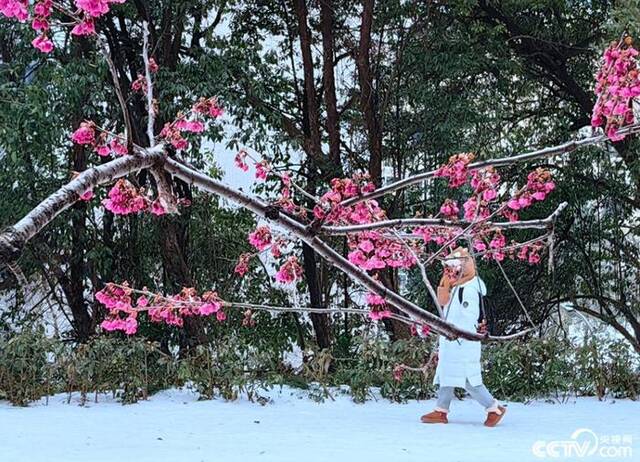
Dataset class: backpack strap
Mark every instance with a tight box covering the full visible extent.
[477,292,485,324]
[458,286,464,304]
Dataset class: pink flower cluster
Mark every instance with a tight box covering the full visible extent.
[248,226,272,251]
[235,150,249,171]
[368,309,392,321]
[102,179,150,215]
[515,242,543,264]
[439,199,459,220]
[347,231,417,271]
[312,175,377,224]
[147,288,226,326]
[275,256,304,284]
[1,0,126,53]
[592,37,640,141]
[365,292,386,306]
[30,1,54,52]
[413,226,460,246]
[255,161,269,181]
[462,195,491,221]
[365,292,393,321]
[274,172,308,218]
[71,121,128,157]
[192,97,224,118]
[435,152,475,188]
[0,0,28,21]
[234,252,252,276]
[471,229,545,264]
[131,59,158,93]
[470,167,500,202]
[505,168,555,220]
[71,18,95,36]
[97,283,227,335]
[159,98,223,151]
[96,283,138,335]
[75,0,126,18]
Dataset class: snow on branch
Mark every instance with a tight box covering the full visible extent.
[0,146,166,264]
[2,4,638,343]
[340,124,640,208]
[320,202,568,235]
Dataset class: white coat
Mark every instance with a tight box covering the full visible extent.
[433,276,487,388]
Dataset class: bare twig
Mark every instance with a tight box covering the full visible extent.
[162,157,529,342]
[141,21,178,213]
[320,202,569,235]
[340,125,640,207]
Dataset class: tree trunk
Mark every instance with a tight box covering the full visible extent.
[357,0,383,185]
[159,215,208,351]
[64,143,93,342]
[302,242,332,350]
[320,0,342,171]
[292,0,332,349]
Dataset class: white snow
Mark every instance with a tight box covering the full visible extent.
[1,386,638,462]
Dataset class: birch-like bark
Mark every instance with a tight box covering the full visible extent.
[163,157,524,341]
[0,147,165,264]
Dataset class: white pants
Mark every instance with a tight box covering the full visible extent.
[436,379,496,411]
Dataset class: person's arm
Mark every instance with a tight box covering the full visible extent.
[437,273,451,306]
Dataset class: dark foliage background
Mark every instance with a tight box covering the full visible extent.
[0,0,639,403]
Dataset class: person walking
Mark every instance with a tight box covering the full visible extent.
[420,247,506,427]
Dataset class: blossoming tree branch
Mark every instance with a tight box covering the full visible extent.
[1,1,639,342]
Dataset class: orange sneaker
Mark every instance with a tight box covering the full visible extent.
[484,405,507,427]
[420,409,448,424]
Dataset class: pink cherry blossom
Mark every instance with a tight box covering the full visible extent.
[32,35,54,53]
[368,309,392,321]
[95,145,110,157]
[439,199,459,219]
[71,19,96,36]
[255,161,269,180]
[102,179,149,215]
[0,0,29,21]
[234,253,252,276]
[365,292,386,306]
[248,226,272,251]
[592,38,640,140]
[109,138,128,156]
[31,18,49,32]
[199,301,221,315]
[79,189,94,201]
[235,150,249,171]
[275,256,304,284]
[71,121,96,145]
[150,199,166,216]
[435,152,475,188]
[75,0,126,18]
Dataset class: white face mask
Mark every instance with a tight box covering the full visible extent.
[443,258,462,269]
[443,250,465,270]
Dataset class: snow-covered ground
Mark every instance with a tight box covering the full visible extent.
[1,386,638,462]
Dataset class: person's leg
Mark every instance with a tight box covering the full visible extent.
[464,379,500,411]
[464,380,507,426]
[435,385,455,412]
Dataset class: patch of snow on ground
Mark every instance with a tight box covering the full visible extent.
[1,386,638,462]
